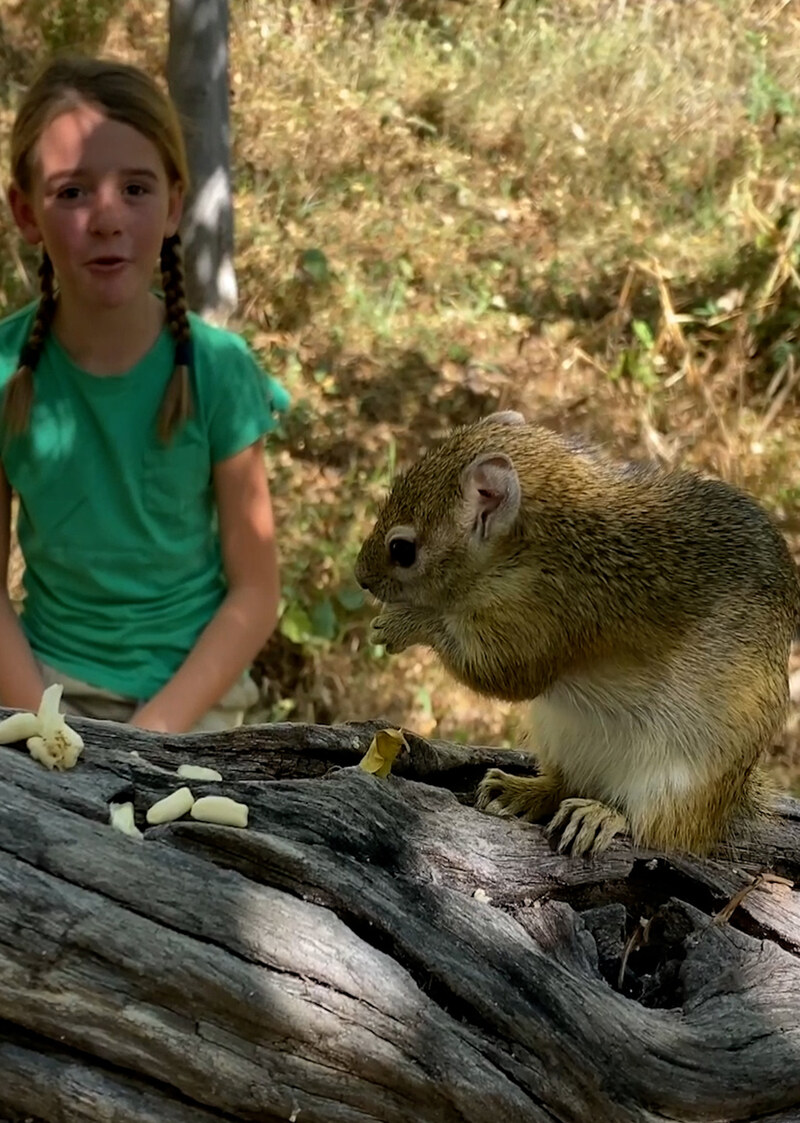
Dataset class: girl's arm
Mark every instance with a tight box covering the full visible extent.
[130,440,279,733]
[0,464,47,709]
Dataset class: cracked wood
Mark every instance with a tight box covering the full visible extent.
[0,716,798,1123]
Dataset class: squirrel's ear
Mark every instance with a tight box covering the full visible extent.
[462,453,521,541]
[481,410,525,427]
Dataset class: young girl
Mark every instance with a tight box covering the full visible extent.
[0,55,289,733]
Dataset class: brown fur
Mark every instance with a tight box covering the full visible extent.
[355,419,799,855]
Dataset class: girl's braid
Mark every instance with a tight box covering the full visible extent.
[158,232,193,441]
[3,251,57,434]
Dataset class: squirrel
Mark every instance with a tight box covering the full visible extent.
[354,411,800,856]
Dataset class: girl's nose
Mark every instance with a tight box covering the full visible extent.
[89,185,124,234]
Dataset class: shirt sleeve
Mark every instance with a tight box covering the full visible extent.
[205,334,290,463]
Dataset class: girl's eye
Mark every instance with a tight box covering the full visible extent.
[124,183,149,197]
[56,186,83,200]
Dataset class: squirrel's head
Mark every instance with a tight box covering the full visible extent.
[355,412,571,609]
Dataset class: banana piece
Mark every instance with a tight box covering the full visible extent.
[190,795,249,828]
[0,683,84,770]
[38,682,82,747]
[27,735,56,770]
[0,711,41,743]
[109,801,144,839]
[146,786,195,825]
[176,764,223,782]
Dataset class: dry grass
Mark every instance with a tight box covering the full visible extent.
[1,0,799,785]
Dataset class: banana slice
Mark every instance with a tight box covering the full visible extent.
[0,711,41,743]
[190,796,249,828]
[146,786,195,824]
[0,684,84,770]
[176,764,223,782]
[109,801,144,839]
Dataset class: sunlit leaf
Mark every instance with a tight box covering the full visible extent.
[358,728,407,778]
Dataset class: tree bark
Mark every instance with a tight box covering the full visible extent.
[0,715,799,1122]
[167,0,237,319]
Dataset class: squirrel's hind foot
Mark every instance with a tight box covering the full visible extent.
[475,769,563,822]
[548,797,629,856]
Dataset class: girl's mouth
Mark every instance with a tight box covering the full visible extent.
[86,257,130,277]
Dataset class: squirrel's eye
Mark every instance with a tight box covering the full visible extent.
[389,537,416,568]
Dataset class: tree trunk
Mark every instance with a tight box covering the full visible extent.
[167,0,237,319]
[1,715,799,1122]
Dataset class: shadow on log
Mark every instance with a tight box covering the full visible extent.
[0,715,799,1122]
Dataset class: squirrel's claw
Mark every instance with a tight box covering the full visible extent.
[369,604,435,654]
[477,775,630,855]
[475,769,563,821]
[549,797,628,856]
[369,614,399,652]
[369,614,410,655]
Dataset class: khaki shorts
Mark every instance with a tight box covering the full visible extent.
[35,659,259,733]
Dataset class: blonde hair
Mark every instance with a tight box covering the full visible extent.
[6,55,193,441]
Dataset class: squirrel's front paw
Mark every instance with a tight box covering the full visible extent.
[476,769,563,822]
[369,608,413,654]
[547,797,628,856]
[369,604,433,655]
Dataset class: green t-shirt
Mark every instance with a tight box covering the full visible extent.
[0,302,289,699]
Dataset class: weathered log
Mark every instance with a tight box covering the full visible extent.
[0,714,798,1123]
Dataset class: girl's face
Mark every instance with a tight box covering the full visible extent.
[9,100,183,312]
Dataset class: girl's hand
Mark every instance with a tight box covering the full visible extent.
[130,705,172,733]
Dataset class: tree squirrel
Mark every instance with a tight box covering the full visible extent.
[354,412,800,856]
